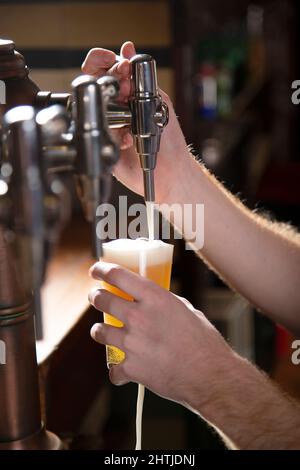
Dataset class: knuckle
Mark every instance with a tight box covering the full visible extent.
[92,292,104,310]
[194,309,205,320]
[92,288,111,311]
[161,89,171,104]
[143,280,157,297]
[123,333,135,352]
[143,283,164,307]
[176,294,192,307]
[127,307,140,326]
[106,264,123,283]
[121,304,134,320]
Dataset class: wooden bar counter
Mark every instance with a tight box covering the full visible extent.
[36,216,109,448]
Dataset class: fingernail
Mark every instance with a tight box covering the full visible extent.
[89,261,109,280]
[89,262,102,278]
[88,287,99,304]
[88,264,96,277]
[90,323,102,340]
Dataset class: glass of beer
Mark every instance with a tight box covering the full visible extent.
[101,238,174,367]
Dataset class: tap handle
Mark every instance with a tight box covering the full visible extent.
[130,54,159,98]
[128,54,169,202]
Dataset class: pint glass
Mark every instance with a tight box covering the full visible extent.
[101,238,174,367]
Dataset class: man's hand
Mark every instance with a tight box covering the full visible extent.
[88,260,234,407]
[82,41,190,204]
[89,261,300,450]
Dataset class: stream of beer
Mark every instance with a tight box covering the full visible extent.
[146,201,155,242]
[135,202,155,450]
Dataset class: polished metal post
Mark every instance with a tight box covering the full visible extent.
[0,106,62,450]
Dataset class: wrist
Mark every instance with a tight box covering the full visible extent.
[184,348,248,422]
[157,150,200,205]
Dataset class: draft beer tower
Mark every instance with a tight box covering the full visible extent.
[0,39,168,449]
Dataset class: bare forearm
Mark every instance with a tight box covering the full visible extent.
[187,352,300,450]
[161,153,300,333]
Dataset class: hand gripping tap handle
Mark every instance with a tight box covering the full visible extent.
[129,54,169,203]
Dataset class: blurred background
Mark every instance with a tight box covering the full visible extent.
[1,0,300,450]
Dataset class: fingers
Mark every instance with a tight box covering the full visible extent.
[89,261,150,301]
[88,287,131,323]
[106,59,131,102]
[81,42,136,76]
[91,322,125,351]
[121,41,137,59]
[81,42,137,103]
[119,128,134,150]
[108,59,130,79]
[81,48,116,75]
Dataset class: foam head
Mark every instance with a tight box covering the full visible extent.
[102,238,173,269]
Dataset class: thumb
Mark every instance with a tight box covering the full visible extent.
[109,362,130,386]
[121,41,137,59]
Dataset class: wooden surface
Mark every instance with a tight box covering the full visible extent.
[36,218,97,365]
[35,217,109,441]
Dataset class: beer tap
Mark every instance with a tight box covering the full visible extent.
[106,54,169,203]
[71,75,119,259]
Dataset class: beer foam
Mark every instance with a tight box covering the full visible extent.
[102,238,173,268]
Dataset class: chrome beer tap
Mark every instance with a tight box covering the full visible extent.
[71,75,119,259]
[128,54,169,203]
[106,54,169,203]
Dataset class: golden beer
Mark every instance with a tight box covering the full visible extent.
[101,238,174,367]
